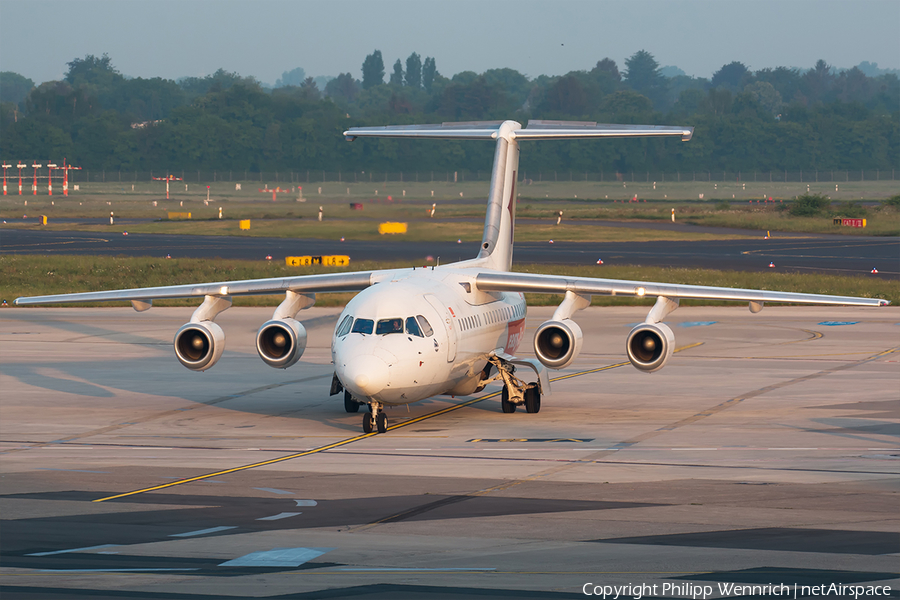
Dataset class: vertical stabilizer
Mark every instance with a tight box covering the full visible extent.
[476,121,521,272]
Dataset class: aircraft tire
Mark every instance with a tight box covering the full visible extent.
[362,413,374,434]
[344,390,360,413]
[501,386,516,413]
[524,386,541,414]
[376,412,388,434]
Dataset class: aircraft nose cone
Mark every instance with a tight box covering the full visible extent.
[341,354,390,398]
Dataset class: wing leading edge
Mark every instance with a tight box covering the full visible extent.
[475,272,889,307]
[15,271,377,306]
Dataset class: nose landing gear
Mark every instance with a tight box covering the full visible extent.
[362,401,388,434]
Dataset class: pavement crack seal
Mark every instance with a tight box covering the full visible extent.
[3,374,329,455]
[93,346,708,502]
[464,344,900,501]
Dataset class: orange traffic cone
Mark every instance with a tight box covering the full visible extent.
[596,259,603,265]
[871,267,879,274]
[769,262,775,268]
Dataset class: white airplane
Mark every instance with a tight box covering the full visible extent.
[16,120,889,434]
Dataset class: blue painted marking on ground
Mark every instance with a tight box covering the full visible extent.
[818,321,860,326]
[678,321,717,328]
[294,499,318,507]
[219,547,333,567]
[169,526,237,538]
[256,512,302,521]
[28,544,118,557]
[253,487,294,495]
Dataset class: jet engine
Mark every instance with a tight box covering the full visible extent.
[534,319,583,369]
[626,322,674,373]
[174,321,225,371]
[256,318,307,369]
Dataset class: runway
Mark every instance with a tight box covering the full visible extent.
[1,305,898,598]
[1,228,898,278]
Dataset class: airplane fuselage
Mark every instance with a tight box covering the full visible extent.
[332,267,526,406]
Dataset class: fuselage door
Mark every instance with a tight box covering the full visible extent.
[424,293,457,362]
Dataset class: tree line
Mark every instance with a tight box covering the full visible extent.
[0,51,897,174]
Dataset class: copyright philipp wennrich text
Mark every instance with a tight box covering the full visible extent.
[581,582,893,599]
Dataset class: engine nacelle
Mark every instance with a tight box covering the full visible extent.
[256,318,307,369]
[174,321,225,371]
[534,319,583,369]
[626,322,674,373]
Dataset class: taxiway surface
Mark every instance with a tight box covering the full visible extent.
[1,228,898,278]
[1,306,898,598]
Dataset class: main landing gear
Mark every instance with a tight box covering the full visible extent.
[489,356,541,414]
[362,401,387,434]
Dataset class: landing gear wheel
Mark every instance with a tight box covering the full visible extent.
[344,390,360,413]
[524,386,541,414]
[362,412,375,433]
[501,386,516,413]
[376,412,388,434]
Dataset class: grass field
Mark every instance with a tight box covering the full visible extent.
[6,218,759,243]
[3,255,895,308]
[2,179,897,237]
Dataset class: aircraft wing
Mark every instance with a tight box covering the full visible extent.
[14,271,377,306]
[474,272,889,307]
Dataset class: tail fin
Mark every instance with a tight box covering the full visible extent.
[343,120,693,272]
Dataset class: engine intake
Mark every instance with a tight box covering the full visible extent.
[174,321,225,371]
[626,322,674,373]
[534,319,583,369]
[257,318,307,369]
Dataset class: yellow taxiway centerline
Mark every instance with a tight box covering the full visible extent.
[93,344,703,502]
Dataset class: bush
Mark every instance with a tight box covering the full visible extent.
[883,194,900,208]
[833,201,868,218]
[715,200,731,211]
[789,193,831,217]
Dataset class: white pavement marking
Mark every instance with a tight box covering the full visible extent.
[256,512,302,521]
[39,568,199,573]
[219,547,332,567]
[294,500,318,507]
[37,469,109,473]
[253,487,294,495]
[169,526,237,537]
[28,544,119,557]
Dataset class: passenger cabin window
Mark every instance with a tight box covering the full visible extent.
[351,318,374,335]
[416,315,434,336]
[405,317,423,337]
[376,318,404,335]
[336,315,353,337]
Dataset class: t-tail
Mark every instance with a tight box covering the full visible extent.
[344,120,693,272]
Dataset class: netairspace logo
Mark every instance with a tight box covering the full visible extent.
[581,582,894,599]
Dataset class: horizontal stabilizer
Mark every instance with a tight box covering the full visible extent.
[345,119,693,142]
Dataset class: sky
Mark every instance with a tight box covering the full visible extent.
[1,0,898,86]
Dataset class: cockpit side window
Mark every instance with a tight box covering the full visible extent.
[351,318,374,335]
[376,318,404,335]
[336,315,353,337]
[405,316,423,337]
[416,315,434,336]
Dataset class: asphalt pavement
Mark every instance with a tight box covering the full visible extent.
[1,227,897,278]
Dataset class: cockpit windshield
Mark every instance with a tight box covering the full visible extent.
[350,318,374,335]
[376,318,404,335]
[416,315,434,336]
[405,317,423,337]
[336,315,353,337]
